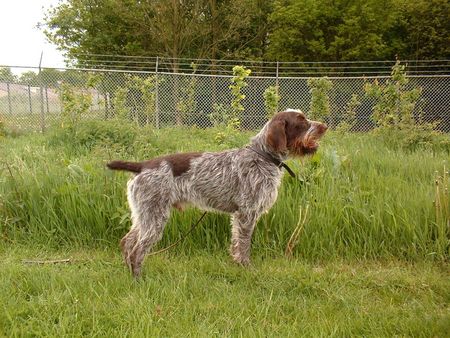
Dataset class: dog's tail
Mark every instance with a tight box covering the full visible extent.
[107,160,143,173]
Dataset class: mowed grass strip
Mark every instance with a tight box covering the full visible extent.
[1,247,449,337]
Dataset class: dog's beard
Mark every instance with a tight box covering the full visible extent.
[291,124,326,156]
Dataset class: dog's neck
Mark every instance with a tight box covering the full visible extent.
[249,123,288,162]
[248,124,296,178]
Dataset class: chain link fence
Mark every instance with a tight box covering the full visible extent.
[1,66,449,133]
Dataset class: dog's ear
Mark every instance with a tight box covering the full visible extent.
[266,119,287,153]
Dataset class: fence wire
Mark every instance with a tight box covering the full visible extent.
[0,66,449,133]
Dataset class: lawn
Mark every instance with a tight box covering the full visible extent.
[1,247,449,337]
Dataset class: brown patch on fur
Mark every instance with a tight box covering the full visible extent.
[107,160,143,173]
[173,202,187,211]
[142,152,203,176]
[266,119,287,152]
[107,152,203,176]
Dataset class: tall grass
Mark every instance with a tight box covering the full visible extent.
[1,121,448,260]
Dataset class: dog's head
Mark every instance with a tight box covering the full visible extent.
[266,110,328,157]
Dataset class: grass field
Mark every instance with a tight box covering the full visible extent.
[1,120,449,336]
[1,247,449,337]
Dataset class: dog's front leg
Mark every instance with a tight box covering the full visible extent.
[229,211,260,266]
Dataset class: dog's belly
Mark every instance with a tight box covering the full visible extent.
[178,181,238,213]
[171,175,240,213]
[192,196,239,213]
[172,200,237,214]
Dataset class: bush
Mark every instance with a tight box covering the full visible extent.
[336,94,360,132]
[48,120,138,151]
[307,77,332,122]
[365,60,448,152]
[209,103,230,127]
[59,83,92,127]
[264,86,280,119]
[229,66,251,127]
[374,127,450,153]
[365,60,420,129]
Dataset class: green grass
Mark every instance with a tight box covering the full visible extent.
[1,121,448,260]
[1,246,449,337]
[1,122,449,336]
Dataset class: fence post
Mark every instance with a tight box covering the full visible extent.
[7,83,12,115]
[276,61,280,112]
[38,53,46,132]
[155,56,160,129]
[104,93,109,119]
[45,87,49,114]
[28,85,33,114]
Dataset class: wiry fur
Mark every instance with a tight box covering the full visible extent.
[108,110,327,277]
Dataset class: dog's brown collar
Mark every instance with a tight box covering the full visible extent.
[248,146,296,178]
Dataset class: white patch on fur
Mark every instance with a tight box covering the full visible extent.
[285,108,303,113]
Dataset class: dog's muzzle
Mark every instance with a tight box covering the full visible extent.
[303,122,328,150]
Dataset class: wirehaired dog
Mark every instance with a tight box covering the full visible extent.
[107,110,327,276]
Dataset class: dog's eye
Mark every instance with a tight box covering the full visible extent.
[291,124,303,133]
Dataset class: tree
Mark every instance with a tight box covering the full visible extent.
[44,0,144,61]
[0,68,17,83]
[43,0,269,68]
[398,0,450,60]
[200,0,274,60]
[39,69,66,87]
[266,0,343,62]
[307,77,332,122]
[43,0,449,67]
[265,0,450,62]
[328,0,401,60]
[18,69,66,87]
[19,71,39,85]
[266,0,400,62]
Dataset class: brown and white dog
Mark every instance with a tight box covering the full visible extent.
[108,110,327,276]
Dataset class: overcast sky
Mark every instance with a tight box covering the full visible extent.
[0,0,65,72]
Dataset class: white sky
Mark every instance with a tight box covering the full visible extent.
[0,0,65,73]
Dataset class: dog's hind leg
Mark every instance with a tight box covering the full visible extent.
[120,178,142,271]
[128,206,170,277]
[122,171,173,277]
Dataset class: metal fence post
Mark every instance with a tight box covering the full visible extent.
[28,85,33,114]
[38,53,46,132]
[45,87,49,114]
[276,61,280,112]
[7,83,12,115]
[104,93,109,119]
[155,56,160,129]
